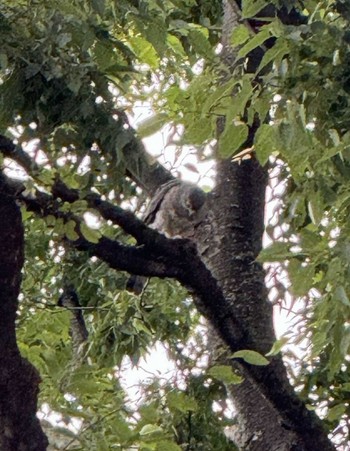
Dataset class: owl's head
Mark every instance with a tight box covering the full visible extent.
[176,185,206,218]
[187,186,206,211]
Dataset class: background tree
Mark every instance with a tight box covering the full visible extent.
[0,0,349,449]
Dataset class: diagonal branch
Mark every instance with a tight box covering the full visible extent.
[0,135,174,247]
[18,188,184,279]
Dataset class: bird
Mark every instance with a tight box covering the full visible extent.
[126,179,206,294]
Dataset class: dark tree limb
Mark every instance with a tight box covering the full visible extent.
[0,191,48,450]
[0,135,175,249]
[19,189,186,279]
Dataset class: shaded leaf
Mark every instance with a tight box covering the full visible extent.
[218,123,248,158]
[137,113,169,138]
[64,220,79,241]
[254,124,281,165]
[258,242,291,262]
[327,404,346,422]
[238,27,271,58]
[167,391,198,413]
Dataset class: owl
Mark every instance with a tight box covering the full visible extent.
[126,180,206,294]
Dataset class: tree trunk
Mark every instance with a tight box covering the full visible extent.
[195,159,333,450]
[0,192,48,450]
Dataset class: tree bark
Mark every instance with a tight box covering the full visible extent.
[196,160,333,450]
[191,2,334,448]
[0,192,48,450]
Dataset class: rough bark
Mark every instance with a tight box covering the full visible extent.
[197,160,333,450]
[0,191,48,450]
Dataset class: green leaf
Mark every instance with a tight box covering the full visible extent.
[45,215,56,227]
[167,391,198,413]
[91,0,106,16]
[21,208,34,221]
[266,337,289,357]
[230,25,250,47]
[241,0,268,18]
[238,27,271,58]
[207,365,243,385]
[288,259,314,297]
[139,404,159,425]
[188,28,212,58]
[129,36,159,69]
[299,228,323,251]
[307,191,324,225]
[53,218,65,235]
[225,76,254,121]
[64,220,79,241]
[202,79,238,115]
[139,424,164,436]
[256,38,288,73]
[218,123,248,158]
[185,115,213,144]
[70,200,88,214]
[137,113,169,138]
[232,350,269,366]
[166,35,185,57]
[333,286,350,307]
[36,169,55,186]
[132,318,152,335]
[0,53,8,69]
[80,222,101,244]
[106,417,134,443]
[327,404,346,422]
[341,383,350,392]
[257,242,291,262]
[254,124,281,165]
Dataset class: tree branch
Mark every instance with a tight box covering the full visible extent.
[18,189,185,279]
[0,135,177,249]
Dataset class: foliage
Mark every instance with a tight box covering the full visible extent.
[0,0,233,449]
[2,0,350,448]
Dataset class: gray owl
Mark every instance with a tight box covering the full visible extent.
[126,180,206,294]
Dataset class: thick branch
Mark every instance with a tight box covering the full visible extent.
[0,192,48,450]
[0,135,177,250]
[19,190,185,279]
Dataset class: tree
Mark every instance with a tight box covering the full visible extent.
[0,0,349,449]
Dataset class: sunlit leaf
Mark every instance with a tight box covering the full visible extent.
[241,0,268,18]
[139,424,164,436]
[266,337,289,357]
[232,350,269,366]
[231,25,250,47]
[80,222,101,243]
[207,365,243,385]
